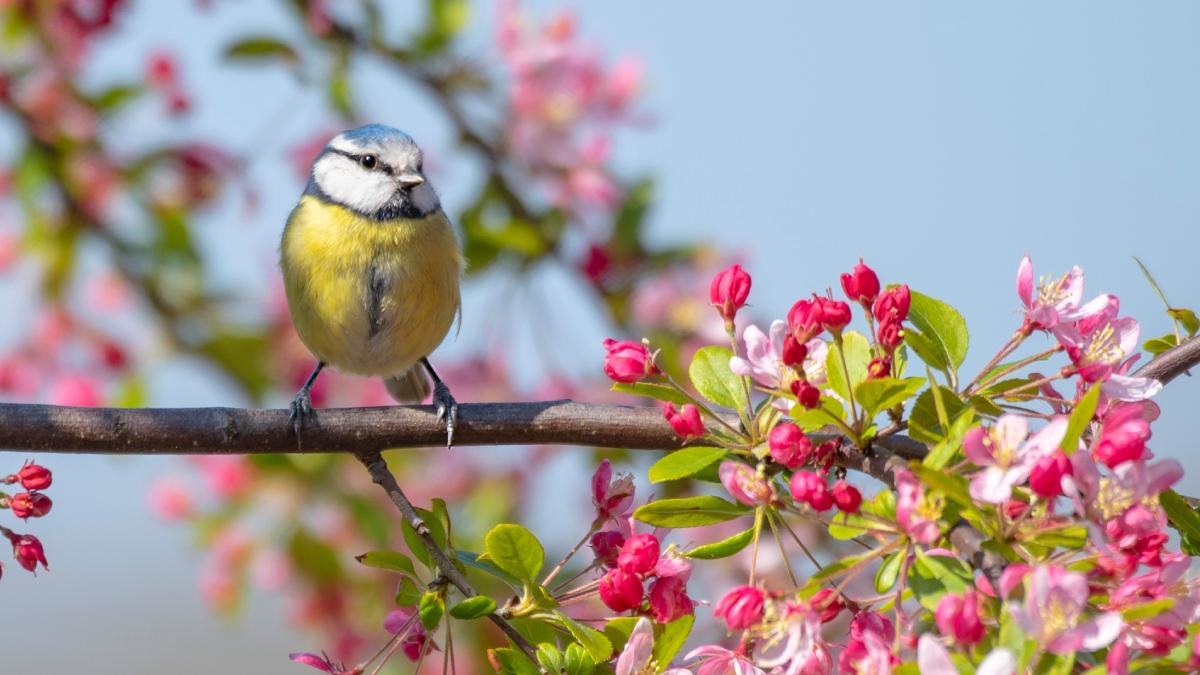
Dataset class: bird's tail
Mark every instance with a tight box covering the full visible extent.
[384,365,431,403]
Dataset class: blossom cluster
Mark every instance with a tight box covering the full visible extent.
[0,461,53,579]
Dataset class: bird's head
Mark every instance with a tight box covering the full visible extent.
[307,124,440,219]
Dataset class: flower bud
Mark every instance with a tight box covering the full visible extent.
[873,285,911,323]
[789,471,833,511]
[617,533,660,575]
[768,423,812,469]
[840,261,881,306]
[791,380,821,409]
[10,533,47,573]
[719,461,776,507]
[16,462,51,491]
[787,298,820,343]
[1029,449,1072,499]
[590,530,626,569]
[934,590,985,645]
[663,403,705,439]
[815,298,852,335]
[602,338,658,383]
[876,319,904,352]
[781,334,808,368]
[713,585,765,630]
[810,588,845,623]
[867,356,891,380]
[648,575,693,623]
[709,264,752,321]
[831,480,862,514]
[8,492,51,519]
[599,568,644,612]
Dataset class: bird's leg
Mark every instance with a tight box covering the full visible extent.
[289,361,325,435]
[421,357,458,448]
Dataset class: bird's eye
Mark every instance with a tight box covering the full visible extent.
[360,154,377,170]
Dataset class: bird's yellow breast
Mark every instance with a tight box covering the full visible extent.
[280,195,463,377]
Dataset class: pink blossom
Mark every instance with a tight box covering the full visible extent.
[1057,316,1162,399]
[720,461,775,507]
[709,264,752,321]
[1093,401,1156,469]
[592,459,635,523]
[617,533,660,575]
[288,652,362,674]
[1028,449,1073,499]
[603,338,659,383]
[840,260,881,307]
[730,321,788,389]
[1009,565,1121,654]
[753,605,832,674]
[648,574,694,622]
[831,480,862,514]
[713,585,765,630]
[964,415,1067,504]
[599,567,644,612]
[894,468,941,543]
[615,618,694,675]
[590,530,625,568]
[768,422,812,469]
[789,470,833,511]
[48,374,101,407]
[1016,256,1085,329]
[683,644,764,675]
[916,635,956,675]
[382,609,435,661]
[196,456,253,499]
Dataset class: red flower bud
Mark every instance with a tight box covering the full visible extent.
[8,492,52,519]
[663,403,705,440]
[787,298,821,343]
[791,380,821,409]
[648,575,694,623]
[581,244,611,285]
[590,531,626,569]
[876,319,904,352]
[873,285,911,323]
[789,471,833,511]
[10,533,47,573]
[713,585,765,630]
[709,264,752,321]
[867,356,891,380]
[1029,449,1072,499]
[935,590,985,645]
[768,422,812,469]
[831,480,862,514]
[810,588,845,623]
[602,338,658,383]
[815,297,852,334]
[840,261,880,306]
[617,533,660,575]
[598,568,644,612]
[17,462,51,491]
[781,334,808,368]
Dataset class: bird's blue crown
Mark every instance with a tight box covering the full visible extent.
[337,124,414,147]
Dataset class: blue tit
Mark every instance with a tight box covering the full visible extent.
[280,124,463,444]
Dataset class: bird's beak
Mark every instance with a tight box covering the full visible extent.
[397,174,425,188]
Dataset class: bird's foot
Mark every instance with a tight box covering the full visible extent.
[289,388,316,436]
[432,381,458,448]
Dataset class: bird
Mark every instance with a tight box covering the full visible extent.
[279,124,463,445]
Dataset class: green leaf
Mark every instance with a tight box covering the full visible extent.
[903,328,948,372]
[874,548,904,593]
[633,496,749,528]
[92,84,144,112]
[455,550,523,590]
[288,528,342,585]
[449,595,497,620]
[828,512,875,540]
[612,178,654,253]
[812,551,873,581]
[1029,525,1088,550]
[649,447,727,483]
[554,611,613,662]
[653,615,694,668]
[536,644,562,674]
[418,591,445,630]
[1143,333,1180,356]
[395,577,422,606]
[224,36,300,63]
[790,396,847,432]
[854,376,926,420]
[612,381,691,407]
[199,331,271,400]
[825,331,871,404]
[402,508,448,570]
[688,346,747,410]
[492,647,539,675]
[484,524,545,583]
[686,527,755,559]
[602,617,640,654]
[1169,308,1200,336]
[907,290,969,374]
[922,410,976,470]
[1121,598,1175,622]
[1061,384,1100,454]
[562,643,596,675]
[1161,490,1200,545]
[909,386,969,445]
[356,550,416,576]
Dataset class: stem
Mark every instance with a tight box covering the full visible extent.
[834,333,862,432]
[356,451,542,669]
[662,374,748,440]
[963,329,1030,393]
[1001,371,1070,399]
[748,507,765,586]
[772,510,823,571]
[542,525,599,587]
[766,511,799,587]
[968,344,1063,395]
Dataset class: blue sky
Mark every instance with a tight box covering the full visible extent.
[3,2,1200,672]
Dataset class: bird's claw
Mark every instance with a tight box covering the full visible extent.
[289,389,316,436]
[432,381,458,448]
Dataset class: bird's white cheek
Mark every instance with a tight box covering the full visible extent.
[314,160,392,213]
